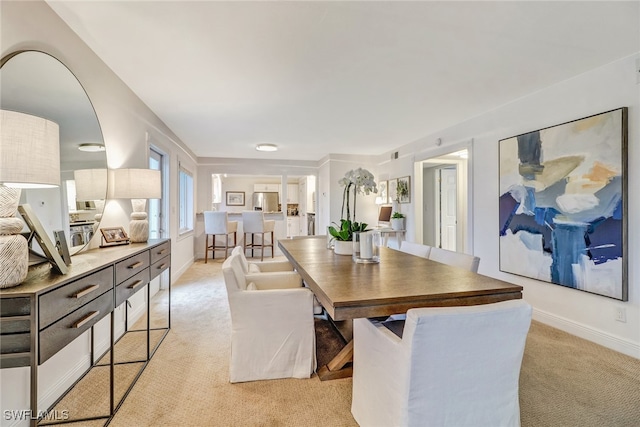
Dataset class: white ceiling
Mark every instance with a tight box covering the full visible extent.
[47,1,639,161]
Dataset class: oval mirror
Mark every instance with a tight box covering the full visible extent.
[0,51,107,256]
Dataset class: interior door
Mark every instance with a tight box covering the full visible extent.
[439,167,457,251]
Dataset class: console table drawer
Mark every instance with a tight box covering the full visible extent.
[39,266,113,330]
[150,255,170,280]
[39,289,114,364]
[0,332,30,354]
[115,252,150,284]
[116,269,150,307]
[151,241,171,264]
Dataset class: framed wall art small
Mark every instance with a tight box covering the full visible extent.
[226,191,245,206]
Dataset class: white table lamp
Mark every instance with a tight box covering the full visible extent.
[0,109,60,288]
[111,168,161,243]
[74,168,108,221]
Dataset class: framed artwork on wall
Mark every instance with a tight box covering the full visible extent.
[226,191,245,206]
[397,176,411,204]
[388,179,397,203]
[499,107,628,301]
[378,180,388,204]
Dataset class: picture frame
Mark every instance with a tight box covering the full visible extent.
[100,226,130,244]
[397,176,411,204]
[53,230,72,266]
[18,204,68,274]
[226,191,245,206]
[378,180,388,204]
[499,107,628,301]
[388,179,398,203]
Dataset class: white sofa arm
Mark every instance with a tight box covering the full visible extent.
[245,271,302,290]
[251,260,294,272]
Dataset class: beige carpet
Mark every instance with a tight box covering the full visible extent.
[50,259,639,426]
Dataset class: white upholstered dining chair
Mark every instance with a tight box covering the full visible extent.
[231,246,293,273]
[398,241,431,258]
[221,253,316,383]
[351,299,532,427]
[428,246,480,272]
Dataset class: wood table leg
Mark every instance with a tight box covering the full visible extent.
[317,339,354,381]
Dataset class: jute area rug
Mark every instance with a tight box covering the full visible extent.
[51,258,640,426]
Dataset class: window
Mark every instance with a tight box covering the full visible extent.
[211,174,222,204]
[179,165,194,234]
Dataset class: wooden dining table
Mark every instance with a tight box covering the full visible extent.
[278,236,523,380]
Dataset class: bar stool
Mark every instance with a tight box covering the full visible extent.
[204,211,238,262]
[242,211,275,261]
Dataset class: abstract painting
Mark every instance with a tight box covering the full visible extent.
[499,108,627,300]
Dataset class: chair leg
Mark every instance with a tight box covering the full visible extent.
[224,233,229,259]
[204,234,209,263]
[260,232,264,261]
[270,231,274,258]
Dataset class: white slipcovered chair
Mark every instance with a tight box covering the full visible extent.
[231,246,293,273]
[351,300,532,427]
[428,246,480,272]
[204,211,238,262]
[230,246,324,315]
[242,211,276,261]
[221,253,316,383]
[399,241,431,258]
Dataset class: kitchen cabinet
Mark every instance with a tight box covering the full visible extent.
[253,183,279,192]
[286,217,300,237]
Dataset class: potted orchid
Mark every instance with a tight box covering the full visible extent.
[328,168,377,254]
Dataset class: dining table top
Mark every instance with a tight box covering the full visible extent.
[278,236,523,321]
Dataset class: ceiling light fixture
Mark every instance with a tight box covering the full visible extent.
[78,143,106,152]
[256,143,278,152]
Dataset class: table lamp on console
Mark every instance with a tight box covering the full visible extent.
[111,168,161,243]
[0,109,60,288]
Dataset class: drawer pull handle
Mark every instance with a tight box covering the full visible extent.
[158,249,167,255]
[128,261,143,269]
[158,263,168,270]
[128,279,145,290]
[72,284,100,299]
[73,311,100,329]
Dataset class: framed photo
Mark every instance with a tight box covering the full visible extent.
[18,204,68,274]
[226,191,245,206]
[53,230,72,266]
[100,227,130,244]
[378,180,388,204]
[499,107,628,301]
[388,179,397,203]
[397,176,411,204]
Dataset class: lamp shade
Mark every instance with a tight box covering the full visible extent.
[0,109,60,188]
[74,168,108,200]
[111,168,161,199]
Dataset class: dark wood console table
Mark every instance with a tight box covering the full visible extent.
[0,239,171,426]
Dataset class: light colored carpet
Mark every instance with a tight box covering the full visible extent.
[51,258,640,426]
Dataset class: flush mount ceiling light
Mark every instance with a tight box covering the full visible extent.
[78,143,106,152]
[256,143,278,152]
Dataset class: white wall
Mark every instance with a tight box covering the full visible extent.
[1,1,197,423]
[377,54,640,358]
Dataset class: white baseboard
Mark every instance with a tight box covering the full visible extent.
[532,308,640,359]
[39,355,90,412]
[172,257,193,282]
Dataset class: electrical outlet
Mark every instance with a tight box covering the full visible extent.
[614,307,627,323]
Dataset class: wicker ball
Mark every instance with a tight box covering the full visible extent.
[0,234,28,288]
[0,187,21,218]
[0,217,24,236]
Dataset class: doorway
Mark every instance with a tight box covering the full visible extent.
[415,147,471,253]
